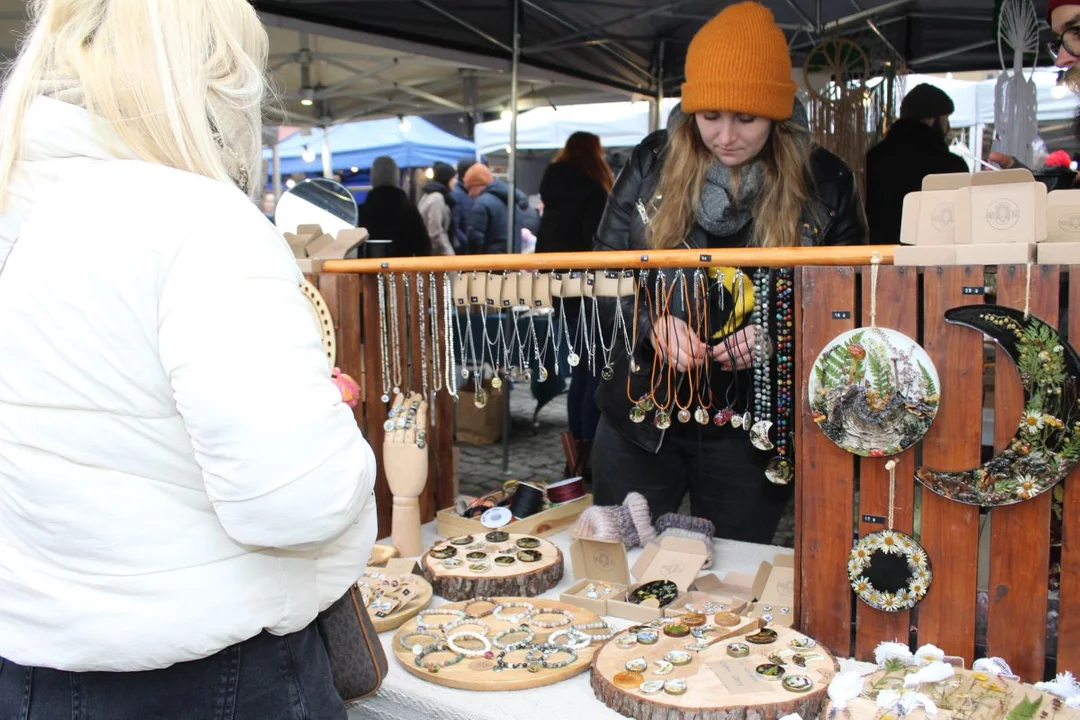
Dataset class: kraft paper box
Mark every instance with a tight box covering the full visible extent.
[746,554,796,628]
[954,242,1036,265]
[606,536,709,623]
[893,245,957,267]
[1038,241,1080,264]
[559,538,630,615]
[1046,190,1080,243]
[662,568,760,617]
[899,173,971,246]
[954,169,1047,245]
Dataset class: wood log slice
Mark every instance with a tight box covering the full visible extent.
[591,620,837,720]
[822,665,1080,719]
[391,596,605,691]
[422,532,563,602]
[359,567,433,634]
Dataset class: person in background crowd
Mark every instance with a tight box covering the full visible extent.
[591,1,867,544]
[358,155,432,257]
[865,83,968,243]
[452,157,475,252]
[0,1,378,717]
[536,132,615,473]
[418,161,457,256]
[464,163,525,254]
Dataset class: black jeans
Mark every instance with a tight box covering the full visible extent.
[0,622,346,720]
[591,414,790,544]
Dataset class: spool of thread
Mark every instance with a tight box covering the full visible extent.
[509,482,546,519]
[546,476,586,505]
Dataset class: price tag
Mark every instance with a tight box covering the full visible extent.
[861,514,886,525]
[832,311,852,320]
[962,286,986,295]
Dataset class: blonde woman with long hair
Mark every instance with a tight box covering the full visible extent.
[591,2,867,544]
[0,1,376,717]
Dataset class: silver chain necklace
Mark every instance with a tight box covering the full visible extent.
[443,273,458,399]
[376,273,392,403]
[429,272,443,393]
[416,273,429,400]
[387,272,403,395]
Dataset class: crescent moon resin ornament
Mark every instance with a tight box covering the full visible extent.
[808,327,941,457]
[916,305,1080,507]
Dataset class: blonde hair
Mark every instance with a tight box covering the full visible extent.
[647,113,813,249]
[0,0,269,210]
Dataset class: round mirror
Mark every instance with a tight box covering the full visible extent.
[274,178,358,237]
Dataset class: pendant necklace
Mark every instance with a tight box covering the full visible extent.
[479,303,502,390]
[403,273,415,394]
[513,310,533,381]
[559,300,579,368]
[766,268,795,485]
[387,272,403,395]
[428,272,443,394]
[376,273,392,404]
[442,273,459,401]
[690,268,712,425]
[593,290,618,381]
[472,308,489,408]
[672,271,694,424]
[750,268,775,451]
[530,311,552,382]
[416,273,430,401]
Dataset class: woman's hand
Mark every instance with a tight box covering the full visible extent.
[649,315,707,372]
[711,325,765,371]
[988,151,1016,169]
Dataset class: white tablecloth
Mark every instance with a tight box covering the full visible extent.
[349,522,784,720]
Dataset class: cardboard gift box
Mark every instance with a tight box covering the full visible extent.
[953,169,1047,245]
[286,223,367,274]
[455,379,503,444]
[745,553,796,628]
[899,172,971,247]
[605,536,710,623]
[662,569,759,618]
[559,538,630,615]
[435,493,592,539]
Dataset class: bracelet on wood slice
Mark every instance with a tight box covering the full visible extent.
[414,643,466,674]
[492,601,535,623]
[530,608,574,628]
[416,608,467,631]
[446,630,494,658]
[492,625,535,650]
[462,597,498,618]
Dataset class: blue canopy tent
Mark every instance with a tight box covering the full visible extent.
[265,116,476,177]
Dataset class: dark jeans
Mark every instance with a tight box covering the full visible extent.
[566,361,600,441]
[0,622,346,720]
[591,414,791,544]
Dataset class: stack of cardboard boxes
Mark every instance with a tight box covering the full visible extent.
[284,223,367,274]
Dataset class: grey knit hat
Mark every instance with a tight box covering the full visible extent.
[370,156,400,188]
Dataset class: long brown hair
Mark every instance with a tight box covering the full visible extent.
[646,114,813,249]
[552,131,615,193]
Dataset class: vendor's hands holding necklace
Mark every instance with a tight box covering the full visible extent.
[650,315,708,372]
[712,325,765,371]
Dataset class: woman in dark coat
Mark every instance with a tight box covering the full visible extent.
[357,156,431,257]
[536,132,614,469]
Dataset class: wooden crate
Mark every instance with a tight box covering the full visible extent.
[436,494,593,539]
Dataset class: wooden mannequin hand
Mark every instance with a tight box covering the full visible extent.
[383,392,428,499]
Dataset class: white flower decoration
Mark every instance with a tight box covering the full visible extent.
[914,644,945,664]
[874,641,915,667]
[903,661,955,687]
[972,657,1014,677]
[1034,671,1080,705]
[827,671,865,710]
[1021,410,1044,434]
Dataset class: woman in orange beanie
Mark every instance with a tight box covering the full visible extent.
[590,2,867,544]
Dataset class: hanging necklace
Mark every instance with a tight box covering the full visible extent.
[560,301,579,368]
[691,269,712,425]
[766,268,795,485]
[750,268,775,451]
[416,273,430,400]
[648,273,679,430]
[672,270,694,424]
[454,302,471,381]
[443,273,459,401]
[530,312,551,382]
[626,269,654,423]
[594,288,619,381]
[376,273,392,404]
[479,303,501,390]
[714,269,743,427]
[472,306,488,408]
[513,310,533,381]
[387,272,403,395]
[428,272,443,393]
[403,273,414,394]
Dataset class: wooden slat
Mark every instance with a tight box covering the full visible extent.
[1059,266,1080,673]
[797,266,857,658]
[917,265,983,665]
[987,264,1058,682]
[318,274,365,433]
[359,273,393,539]
[854,266,917,659]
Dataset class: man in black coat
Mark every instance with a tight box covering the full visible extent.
[865,83,969,244]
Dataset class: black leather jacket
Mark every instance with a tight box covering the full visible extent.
[592,130,868,453]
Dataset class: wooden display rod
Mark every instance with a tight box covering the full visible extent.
[322,245,897,275]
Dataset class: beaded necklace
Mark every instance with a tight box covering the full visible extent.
[766,268,795,485]
[750,268,775,451]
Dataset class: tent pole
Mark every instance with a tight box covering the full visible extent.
[501,0,521,475]
[272,141,282,203]
[651,39,665,133]
[321,128,333,179]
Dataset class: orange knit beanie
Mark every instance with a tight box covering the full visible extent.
[681,1,797,121]
[463,163,494,190]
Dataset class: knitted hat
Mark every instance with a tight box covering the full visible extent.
[463,163,494,191]
[571,492,656,549]
[1047,0,1078,21]
[680,2,797,121]
[654,513,715,538]
[432,161,456,187]
[370,156,400,188]
[899,83,955,120]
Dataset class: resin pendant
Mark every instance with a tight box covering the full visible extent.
[568,352,580,367]
[602,365,615,381]
[396,415,407,429]
[677,409,692,424]
[694,407,710,425]
[392,385,401,395]
[638,397,655,412]
[730,413,744,429]
[713,408,733,427]
[741,411,752,429]
[381,393,390,403]
[524,370,532,381]
[538,366,549,382]
[654,410,672,430]
[491,375,503,390]
[630,405,647,423]
[750,420,775,451]
[474,388,488,409]
[462,368,470,380]
[630,359,641,373]
[765,456,794,486]
[383,420,395,433]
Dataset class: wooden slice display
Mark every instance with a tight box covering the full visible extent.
[391,596,605,691]
[822,665,1080,719]
[422,532,564,602]
[358,567,434,634]
[299,279,336,369]
[591,618,838,720]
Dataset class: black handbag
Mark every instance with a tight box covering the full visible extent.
[316,585,389,702]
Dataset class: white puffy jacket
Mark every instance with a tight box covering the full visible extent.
[0,97,378,672]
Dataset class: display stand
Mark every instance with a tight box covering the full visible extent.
[361,566,434,634]
[391,596,603,691]
[591,621,837,720]
[422,533,564,602]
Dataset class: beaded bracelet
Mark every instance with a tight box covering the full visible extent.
[398,630,442,655]
[529,643,578,669]
[548,628,591,650]
[414,643,466,674]
[443,617,491,634]
[492,625,535,650]
[492,646,538,672]
[416,608,467,631]
[572,621,615,642]
[530,608,573,628]
[492,601,534,623]
[446,630,494,658]
[462,597,497,619]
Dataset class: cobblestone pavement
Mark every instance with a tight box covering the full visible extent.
[455,387,794,548]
